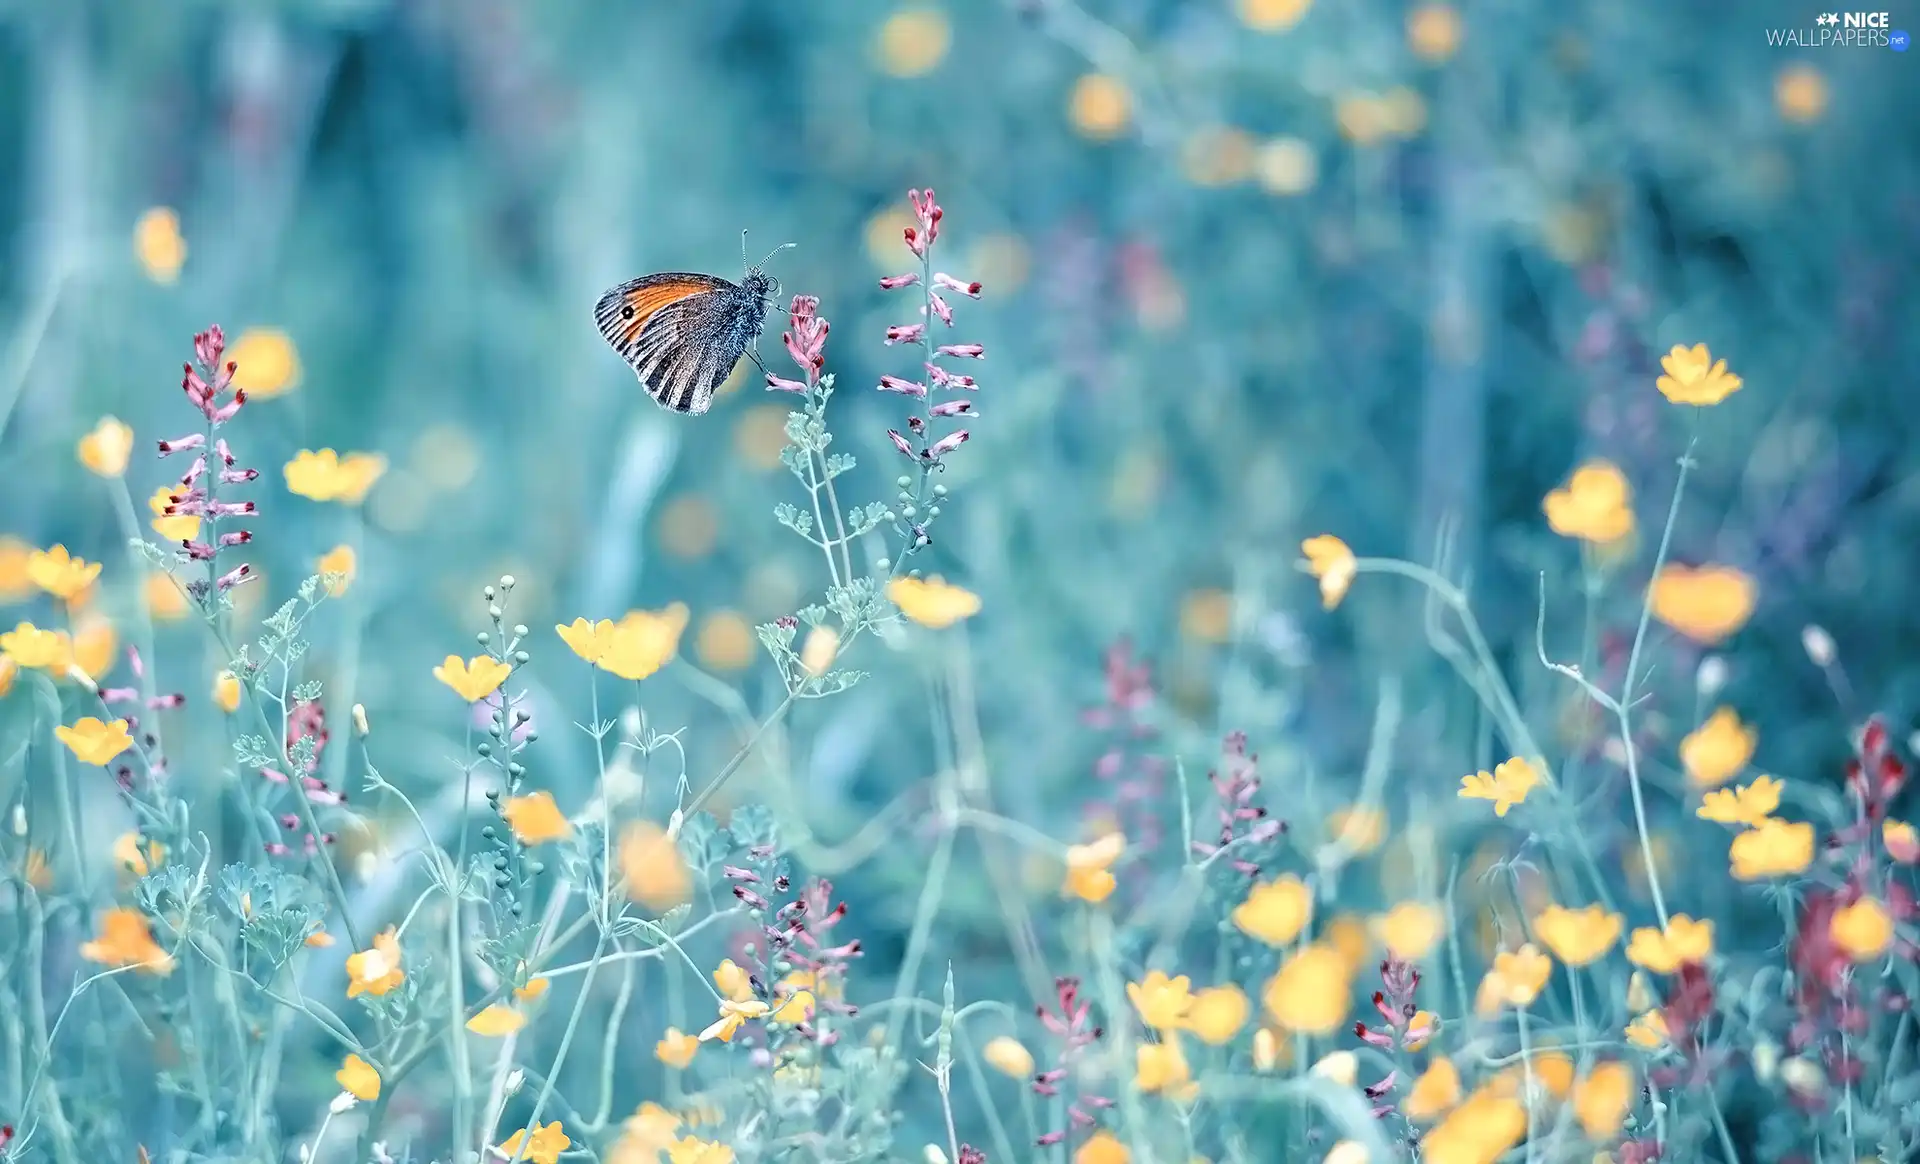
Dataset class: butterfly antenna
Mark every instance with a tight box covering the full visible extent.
[758,241,797,270]
[741,228,751,271]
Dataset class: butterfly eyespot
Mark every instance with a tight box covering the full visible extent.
[621,305,636,319]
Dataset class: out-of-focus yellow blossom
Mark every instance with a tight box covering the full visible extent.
[1774,65,1828,124]
[1532,904,1622,966]
[227,328,302,398]
[1063,832,1124,904]
[213,670,243,713]
[1373,901,1446,961]
[28,545,101,603]
[655,1028,699,1068]
[1697,776,1782,826]
[284,449,387,504]
[1474,944,1552,1015]
[620,820,692,911]
[501,791,571,844]
[1404,1058,1461,1120]
[713,959,754,1003]
[1262,942,1353,1034]
[1729,817,1815,881]
[345,928,405,997]
[1625,1009,1669,1049]
[497,1122,569,1164]
[887,575,980,628]
[1543,461,1634,543]
[81,907,174,974]
[694,610,755,671]
[1183,985,1251,1045]
[982,1035,1035,1077]
[1126,970,1195,1030]
[875,7,950,77]
[149,486,201,541]
[1301,535,1355,608]
[78,417,135,477]
[466,1005,527,1036]
[1680,707,1757,788]
[1829,896,1894,961]
[336,1053,380,1100]
[1625,915,1714,973]
[1649,564,1756,644]
[1232,874,1311,945]
[1407,4,1462,60]
[317,544,356,597]
[134,208,187,283]
[1068,74,1131,140]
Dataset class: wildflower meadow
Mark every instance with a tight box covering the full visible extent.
[1,4,1916,1164]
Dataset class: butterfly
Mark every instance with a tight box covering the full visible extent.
[593,237,793,416]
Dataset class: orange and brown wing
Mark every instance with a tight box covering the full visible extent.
[593,272,731,360]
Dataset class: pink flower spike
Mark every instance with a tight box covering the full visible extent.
[879,273,921,290]
[936,343,984,359]
[765,373,809,394]
[927,365,976,390]
[877,375,928,398]
[194,326,226,368]
[933,273,981,298]
[908,188,943,247]
[157,434,206,456]
[885,323,926,345]
[930,399,973,417]
[927,430,970,457]
[928,291,953,326]
[887,430,916,459]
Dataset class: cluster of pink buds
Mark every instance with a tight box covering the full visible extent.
[260,700,342,858]
[1190,732,1285,876]
[156,325,260,606]
[877,188,983,556]
[99,646,185,789]
[1079,641,1167,873]
[1647,962,1723,1092]
[765,295,830,395]
[1033,977,1113,1149]
[1353,959,1436,1120]
[725,858,863,1045]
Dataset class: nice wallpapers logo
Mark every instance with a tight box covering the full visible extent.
[1766,10,1911,48]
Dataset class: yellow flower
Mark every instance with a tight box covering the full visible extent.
[0,538,34,601]
[515,976,550,1001]
[1697,776,1781,826]
[1326,806,1386,853]
[1497,1051,1574,1100]
[227,328,302,398]
[656,1027,700,1068]
[619,820,692,911]
[1134,1038,1194,1096]
[556,617,617,665]
[317,544,356,597]
[149,486,201,542]
[1625,915,1714,973]
[1655,343,1743,406]
[1407,3,1462,60]
[70,615,117,683]
[694,610,755,671]
[1829,897,1894,962]
[1403,1009,1439,1051]
[1422,1087,1527,1164]
[345,928,405,997]
[666,1137,735,1164]
[1475,945,1553,1015]
[886,575,981,628]
[874,6,950,77]
[699,997,772,1042]
[1680,707,1756,788]
[1532,904,1622,966]
[1301,535,1355,609]
[1543,461,1634,544]
[134,207,188,282]
[55,716,134,766]
[1074,1131,1130,1164]
[1068,74,1131,140]
[498,1122,570,1164]
[1183,985,1251,1045]
[28,545,102,602]
[467,1004,528,1036]
[603,604,691,680]
[1232,874,1311,944]
[1063,831,1124,904]
[336,1054,381,1101]
[1262,942,1353,1034]
[983,1035,1035,1077]
[213,669,243,713]
[80,907,174,974]
[799,624,839,676]
[1127,970,1196,1030]
[1311,1049,1358,1086]
[145,573,189,620]
[771,989,815,1024]
[501,791,571,844]
[284,448,387,504]
[1775,64,1828,124]
[0,621,67,670]
[713,958,754,1002]
[1373,901,1445,961]
[113,831,166,876]
[1238,0,1311,32]
[1570,1061,1635,1139]
[1649,565,1756,644]
[1730,817,1815,881]
[77,417,135,478]
[1625,1008,1669,1050]
[433,654,511,702]
[1458,757,1541,817]
[1884,820,1920,864]
[1404,1058,1461,1121]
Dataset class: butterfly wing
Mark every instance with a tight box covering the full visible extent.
[594,272,745,415]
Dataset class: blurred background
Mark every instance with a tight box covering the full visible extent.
[2,0,1917,1149]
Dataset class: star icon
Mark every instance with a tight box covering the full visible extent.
[1817,11,1839,24]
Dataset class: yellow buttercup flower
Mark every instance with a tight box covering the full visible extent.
[1532,904,1623,966]
[497,1122,570,1164]
[874,6,950,77]
[1475,944,1552,1015]
[55,716,134,766]
[1262,942,1353,1034]
[1133,1039,1193,1097]
[133,207,187,283]
[433,654,511,702]
[1300,535,1355,609]
[1828,897,1893,962]
[655,1027,700,1068]
[1238,0,1311,32]
[698,997,772,1043]
[227,328,302,398]
[1183,984,1251,1045]
[284,448,387,504]
[0,621,69,671]
[1373,901,1445,961]
[771,988,815,1024]
[799,625,838,676]
[1625,1009,1668,1049]
[1696,776,1782,827]
[1126,970,1196,1030]
[1572,1061,1635,1139]
[1655,343,1742,406]
[1458,756,1540,817]
[1729,817,1815,881]
[1407,3,1462,60]
[1775,64,1829,124]
[1649,565,1756,644]
[70,614,116,683]
[1884,819,1920,864]
[113,831,166,876]
[345,928,405,997]
[602,604,691,680]
[1232,874,1311,945]
[149,486,201,541]
[1068,74,1131,140]
[983,1035,1036,1077]
[1422,1087,1526,1164]
[80,907,174,974]
[77,417,135,478]
[1680,707,1756,788]
[28,545,102,602]
[1074,1132,1130,1164]
[665,1137,734,1164]
[619,820,692,911]
[317,544,356,597]
[1543,460,1634,543]
[556,617,619,665]
[1404,1058,1461,1121]
[466,1004,528,1036]
[1625,915,1714,973]
[514,976,550,1001]
[213,670,243,713]
[336,1053,381,1100]
[145,573,189,620]
[1063,831,1124,904]
[694,610,755,671]
[501,791,571,844]
[713,959,754,1002]
[886,575,981,628]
